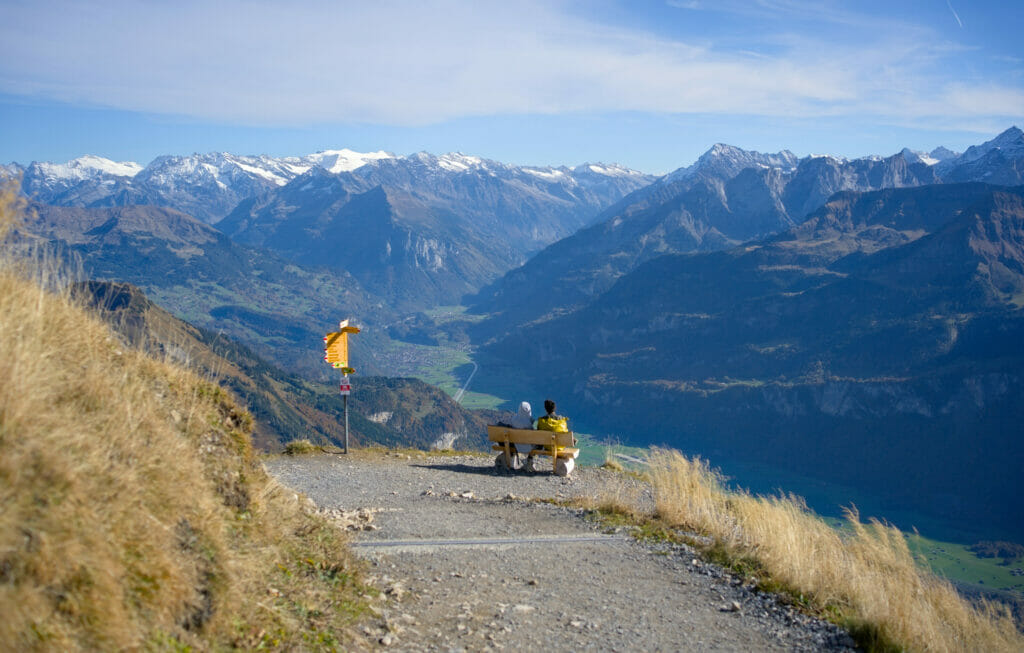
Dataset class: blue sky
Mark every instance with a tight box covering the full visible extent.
[0,0,1021,173]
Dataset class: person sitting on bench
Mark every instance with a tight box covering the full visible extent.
[524,399,571,467]
[510,401,533,429]
[496,401,533,430]
[536,398,568,433]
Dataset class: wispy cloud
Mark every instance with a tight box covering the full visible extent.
[946,0,964,28]
[0,0,1017,131]
[670,0,922,32]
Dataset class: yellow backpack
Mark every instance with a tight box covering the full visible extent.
[536,415,569,433]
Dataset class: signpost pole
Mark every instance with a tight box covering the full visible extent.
[325,319,358,455]
[340,373,352,453]
[343,392,349,454]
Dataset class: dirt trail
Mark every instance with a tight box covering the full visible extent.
[265,453,857,652]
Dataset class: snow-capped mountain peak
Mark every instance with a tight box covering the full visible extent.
[303,149,395,174]
[522,166,568,181]
[574,162,647,178]
[34,154,143,180]
[806,153,848,162]
[436,152,485,172]
[900,146,961,167]
[0,163,22,179]
[665,144,799,183]
[135,152,320,189]
[900,148,940,166]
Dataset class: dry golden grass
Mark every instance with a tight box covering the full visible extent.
[648,449,1023,652]
[0,181,368,650]
[600,448,625,472]
[283,438,319,455]
[567,466,651,526]
[0,178,24,241]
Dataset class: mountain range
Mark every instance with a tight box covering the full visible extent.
[7,149,394,224]
[5,148,654,310]
[216,153,654,308]
[469,127,1023,337]
[6,147,652,226]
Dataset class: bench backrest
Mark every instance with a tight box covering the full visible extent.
[487,425,575,448]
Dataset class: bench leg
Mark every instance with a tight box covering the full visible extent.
[525,455,539,473]
[555,456,574,477]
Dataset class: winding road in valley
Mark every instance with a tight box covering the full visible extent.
[453,361,479,404]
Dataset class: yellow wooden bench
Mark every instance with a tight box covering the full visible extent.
[487,425,579,476]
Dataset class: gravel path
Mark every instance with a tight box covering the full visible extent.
[264,453,858,652]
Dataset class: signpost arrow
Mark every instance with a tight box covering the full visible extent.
[324,319,360,453]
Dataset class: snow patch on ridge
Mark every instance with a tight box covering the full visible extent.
[436,153,484,172]
[305,149,395,174]
[233,160,293,185]
[807,153,847,162]
[36,155,143,179]
[900,148,939,166]
[664,144,799,183]
[523,167,566,180]
[585,163,642,177]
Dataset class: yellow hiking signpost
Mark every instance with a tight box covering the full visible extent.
[324,319,360,453]
[323,319,360,370]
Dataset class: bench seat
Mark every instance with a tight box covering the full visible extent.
[490,444,580,458]
[487,425,578,476]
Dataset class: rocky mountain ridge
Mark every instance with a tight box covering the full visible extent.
[470,127,1022,333]
[5,148,653,225]
[218,153,655,308]
[5,147,655,310]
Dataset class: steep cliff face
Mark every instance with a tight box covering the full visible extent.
[781,152,936,219]
[223,184,498,308]
[469,151,940,334]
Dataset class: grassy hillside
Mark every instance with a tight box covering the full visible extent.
[0,182,368,649]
